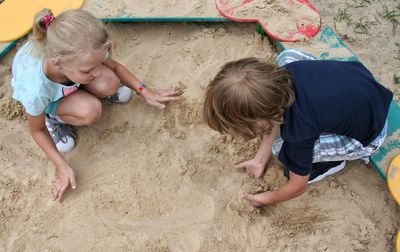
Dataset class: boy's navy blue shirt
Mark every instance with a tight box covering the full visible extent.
[278,60,393,176]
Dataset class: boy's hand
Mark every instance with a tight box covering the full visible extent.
[234,158,268,178]
[242,192,270,207]
[53,165,77,201]
[141,88,180,110]
[243,172,309,207]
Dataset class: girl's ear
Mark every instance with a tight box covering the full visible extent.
[51,58,63,69]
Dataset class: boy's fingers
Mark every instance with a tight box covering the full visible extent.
[242,193,263,207]
[242,193,254,202]
[233,166,245,172]
[233,162,246,171]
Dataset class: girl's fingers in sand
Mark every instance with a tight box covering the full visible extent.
[57,185,68,202]
[150,96,179,110]
[161,90,182,97]
[52,188,57,200]
[151,101,166,110]
[158,95,179,102]
[144,89,179,110]
[52,180,61,200]
[70,176,77,190]
[51,167,76,201]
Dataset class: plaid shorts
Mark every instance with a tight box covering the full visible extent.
[275,48,318,67]
[272,49,388,163]
[272,121,387,163]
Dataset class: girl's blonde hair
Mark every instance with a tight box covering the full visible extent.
[203,57,295,139]
[30,9,112,60]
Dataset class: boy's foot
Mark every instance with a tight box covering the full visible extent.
[105,86,132,103]
[45,115,76,152]
[309,161,347,184]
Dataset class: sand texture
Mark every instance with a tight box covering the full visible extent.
[83,0,220,18]
[1,0,400,251]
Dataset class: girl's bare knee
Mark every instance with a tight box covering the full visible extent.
[95,73,120,97]
[79,98,102,124]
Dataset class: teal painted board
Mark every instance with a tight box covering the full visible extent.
[274,25,398,180]
[370,101,400,180]
[101,17,228,22]
[0,41,18,59]
[273,26,357,61]
[315,27,358,61]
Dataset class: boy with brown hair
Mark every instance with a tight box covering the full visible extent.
[203,49,392,206]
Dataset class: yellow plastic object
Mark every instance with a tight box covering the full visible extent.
[388,154,400,205]
[397,231,400,252]
[387,156,400,252]
[0,0,85,42]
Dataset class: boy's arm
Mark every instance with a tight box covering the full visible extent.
[243,171,309,206]
[103,57,179,109]
[234,123,280,178]
[27,113,76,201]
[255,123,280,163]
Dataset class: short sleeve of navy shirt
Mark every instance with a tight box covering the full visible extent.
[278,60,393,176]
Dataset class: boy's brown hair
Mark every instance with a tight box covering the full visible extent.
[203,57,295,139]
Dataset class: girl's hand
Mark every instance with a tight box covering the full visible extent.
[52,165,77,201]
[234,158,268,178]
[141,88,180,110]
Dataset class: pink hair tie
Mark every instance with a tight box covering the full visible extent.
[43,14,55,30]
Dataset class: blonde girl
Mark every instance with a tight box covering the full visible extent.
[11,9,179,201]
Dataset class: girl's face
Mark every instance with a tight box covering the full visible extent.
[60,48,106,84]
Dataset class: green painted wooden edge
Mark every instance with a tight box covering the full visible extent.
[0,41,18,59]
[369,100,400,180]
[101,17,229,22]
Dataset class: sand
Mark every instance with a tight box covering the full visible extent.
[83,0,220,18]
[312,0,400,100]
[1,1,400,251]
